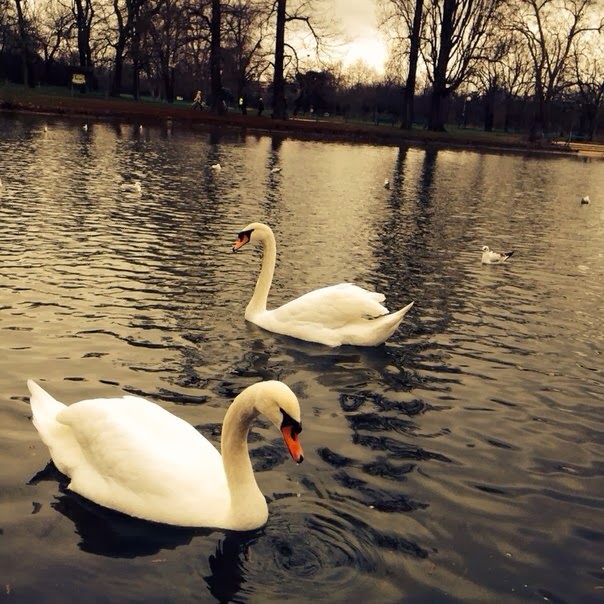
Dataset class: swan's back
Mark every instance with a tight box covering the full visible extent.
[28,380,229,526]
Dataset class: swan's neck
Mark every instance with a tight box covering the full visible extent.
[220,392,268,527]
[246,232,276,318]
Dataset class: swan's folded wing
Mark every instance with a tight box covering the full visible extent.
[271,283,389,329]
[58,396,226,502]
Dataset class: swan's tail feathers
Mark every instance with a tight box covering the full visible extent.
[393,301,414,321]
[28,380,66,436]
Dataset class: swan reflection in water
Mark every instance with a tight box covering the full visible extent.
[29,462,261,602]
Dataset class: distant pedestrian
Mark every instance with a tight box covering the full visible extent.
[239,96,247,115]
[192,90,203,110]
[257,97,264,117]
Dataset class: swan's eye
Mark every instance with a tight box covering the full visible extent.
[281,410,302,437]
[237,229,254,243]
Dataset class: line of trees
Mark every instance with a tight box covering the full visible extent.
[379,0,604,139]
[0,0,603,140]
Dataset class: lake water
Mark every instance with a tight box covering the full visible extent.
[0,113,602,603]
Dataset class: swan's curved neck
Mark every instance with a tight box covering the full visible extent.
[220,392,267,525]
[246,231,276,318]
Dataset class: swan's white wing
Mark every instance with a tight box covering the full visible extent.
[57,396,228,519]
[270,283,389,329]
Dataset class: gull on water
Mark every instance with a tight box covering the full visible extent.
[481,246,515,264]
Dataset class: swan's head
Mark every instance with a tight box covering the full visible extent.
[481,246,490,252]
[247,380,304,463]
[232,222,273,252]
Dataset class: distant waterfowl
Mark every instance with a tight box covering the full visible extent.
[232,222,414,346]
[383,179,390,190]
[271,167,282,174]
[581,195,590,204]
[481,245,515,264]
[120,180,142,194]
[28,379,303,530]
[211,163,222,171]
[82,124,88,132]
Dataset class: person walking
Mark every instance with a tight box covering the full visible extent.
[192,90,203,110]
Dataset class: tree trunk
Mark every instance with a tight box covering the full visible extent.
[427,0,456,131]
[110,39,126,97]
[210,0,225,114]
[14,0,34,87]
[272,0,287,119]
[401,0,423,129]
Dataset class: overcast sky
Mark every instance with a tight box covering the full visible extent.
[330,0,387,72]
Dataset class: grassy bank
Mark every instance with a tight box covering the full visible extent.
[1,82,599,158]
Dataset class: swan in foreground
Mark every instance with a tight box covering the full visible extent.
[481,245,515,264]
[232,222,414,346]
[28,379,303,530]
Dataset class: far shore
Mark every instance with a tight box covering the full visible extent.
[2,84,602,160]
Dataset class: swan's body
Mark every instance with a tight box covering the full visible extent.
[28,379,303,530]
[120,180,142,194]
[481,245,515,264]
[232,222,414,347]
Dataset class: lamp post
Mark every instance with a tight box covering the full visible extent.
[461,95,472,128]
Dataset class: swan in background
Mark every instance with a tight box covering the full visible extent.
[232,222,414,346]
[271,167,282,174]
[481,245,515,264]
[211,163,222,171]
[120,180,142,194]
[82,124,88,132]
[28,379,303,530]
[581,195,590,204]
[383,178,390,189]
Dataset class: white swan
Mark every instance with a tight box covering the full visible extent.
[119,180,142,194]
[232,222,414,347]
[481,245,515,264]
[28,379,303,530]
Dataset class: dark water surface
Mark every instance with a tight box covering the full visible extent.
[0,114,602,603]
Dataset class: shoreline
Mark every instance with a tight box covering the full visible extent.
[2,88,602,160]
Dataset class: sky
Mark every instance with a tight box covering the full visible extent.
[331,0,388,73]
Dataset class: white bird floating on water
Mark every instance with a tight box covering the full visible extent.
[82,124,88,132]
[28,379,303,530]
[383,179,390,189]
[120,180,142,194]
[481,245,515,264]
[580,195,590,204]
[211,163,222,171]
[271,167,282,174]
[232,222,414,346]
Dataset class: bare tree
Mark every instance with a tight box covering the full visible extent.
[109,0,150,97]
[379,0,426,129]
[209,0,224,112]
[422,0,509,131]
[271,0,334,119]
[33,1,73,84]
[72,0,95,76]
[13,0,35,86]
[572,32,604,140]
[512,0,603,140]
[223,0,273,103]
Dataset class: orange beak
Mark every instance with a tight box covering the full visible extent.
[232,232,250,252]
[281,425,304,463]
